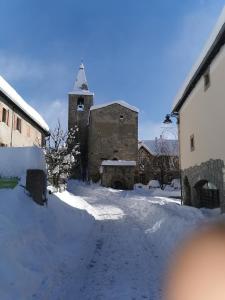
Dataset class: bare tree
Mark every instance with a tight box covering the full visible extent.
[153,133,179,189]
[45,121,80,191]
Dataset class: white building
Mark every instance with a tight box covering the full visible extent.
[0,75,49,147]
[171,6,225,210]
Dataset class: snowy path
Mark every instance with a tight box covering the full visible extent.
[79,219,153,300]
[0,183,218,300]
[65,183,216,300]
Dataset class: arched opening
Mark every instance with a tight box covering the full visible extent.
[194,180,220,208]
[113,181,124,190]
[77,97,84,111]
[183,176,191,206]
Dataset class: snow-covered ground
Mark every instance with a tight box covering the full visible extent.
[0,181,221,300]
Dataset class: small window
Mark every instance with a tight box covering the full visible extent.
[2,108,7,123]
[204,69,210,90]
[16,117,22,133]
[190,134,195,152]
[120,115,124,121]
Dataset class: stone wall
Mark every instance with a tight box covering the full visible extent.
[68,93,93,180]
[88,104,138,182]
[182,159,225,210]
[101,165,135,190]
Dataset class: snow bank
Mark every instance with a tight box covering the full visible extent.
[148,180,161,188]
[0,147,46,178]
[0,185,95,300]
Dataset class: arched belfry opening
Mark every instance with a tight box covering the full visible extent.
[77,97,84,111]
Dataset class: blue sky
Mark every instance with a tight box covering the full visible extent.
[0,0,224,139]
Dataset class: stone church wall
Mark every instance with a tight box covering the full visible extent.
[101,165,135,190]
[88,104,138,182]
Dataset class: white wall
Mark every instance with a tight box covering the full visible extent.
[0,98,43,147]
[179,44,225,170]
[0,147,46,178]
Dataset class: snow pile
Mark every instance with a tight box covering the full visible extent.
[0,184,95,300]
[90,100,139,113]
[170,178,181,190]
[0,75,49,132]
[148,180,161,188]
[0,147,46,178]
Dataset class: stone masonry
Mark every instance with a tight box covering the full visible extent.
[182,159,225,210]
[88,103,138,183]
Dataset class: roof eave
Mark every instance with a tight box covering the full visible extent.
[172,22,225,113]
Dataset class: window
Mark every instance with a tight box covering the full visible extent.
[190,134,195,152]
[204,69,210,90]
[16,117,22,133]
[2,108,7,123]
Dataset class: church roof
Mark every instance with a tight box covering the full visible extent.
[90,100,139,113]
[69,62,94,96]
[0,75,49,133]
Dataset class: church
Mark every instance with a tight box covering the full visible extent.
[68,63,138,190]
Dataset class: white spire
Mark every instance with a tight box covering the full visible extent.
[74,62,88,90]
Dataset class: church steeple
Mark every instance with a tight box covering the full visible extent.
[72,62,93,95]
[68,62,94,180]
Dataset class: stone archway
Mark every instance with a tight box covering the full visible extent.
[111,177,128,190]
[183,176,191,206]
[194,180,220,208]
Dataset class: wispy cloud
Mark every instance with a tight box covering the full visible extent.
[39,99,68,131]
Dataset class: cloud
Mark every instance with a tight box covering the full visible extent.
[39,99,68,131]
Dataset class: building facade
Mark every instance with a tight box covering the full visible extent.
[68,63,138,189]
[171,6,225,210]
[138,138,179,185]
[0,76,49,147]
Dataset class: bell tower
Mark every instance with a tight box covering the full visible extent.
[68,63,94,180]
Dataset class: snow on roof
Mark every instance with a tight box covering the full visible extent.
[139,138,179,156]
[0,75,49,133]
[90,100,139,113]
[173,5,225,111]
[69,63,94,96]
[101,160,136,166]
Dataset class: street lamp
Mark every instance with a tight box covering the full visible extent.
[163,112,179,124]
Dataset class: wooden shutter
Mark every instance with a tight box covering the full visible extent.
[6,110,9,126]
[14,115,16,130]
[0,103,2,122]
